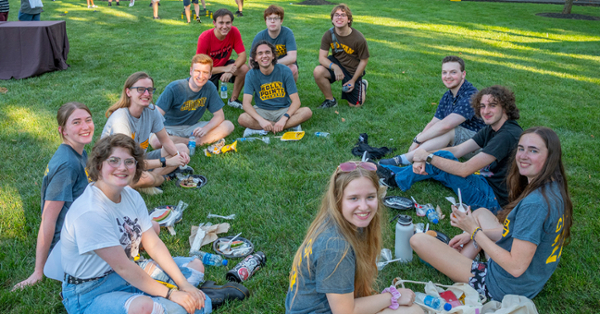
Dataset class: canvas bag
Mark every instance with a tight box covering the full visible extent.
[392,277,538,314]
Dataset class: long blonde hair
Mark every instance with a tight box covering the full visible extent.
[289,162,386,304]
[105,72,154,118]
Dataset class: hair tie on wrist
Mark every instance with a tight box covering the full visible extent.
[329,62,333,70]
[381,285,401,310]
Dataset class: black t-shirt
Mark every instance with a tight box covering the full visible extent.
[471,120,522,206]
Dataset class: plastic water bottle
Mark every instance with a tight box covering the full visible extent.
[315,132,330,137]
[394,215,413,262]
[415,292,452,311]
[426,207,439,224]
[220,83,228,99]
[188,136,196,156]
[191,251,228,266]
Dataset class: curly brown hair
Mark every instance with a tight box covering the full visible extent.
[330,3,353,27]
[471,85,520,120]
[87,134,145,184]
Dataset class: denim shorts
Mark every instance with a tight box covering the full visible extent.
[62,257,211,314]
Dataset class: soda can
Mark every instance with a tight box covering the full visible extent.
[226,251,266,283]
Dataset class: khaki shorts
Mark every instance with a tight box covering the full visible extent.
[254,106,289,123]
[165,121,210,138]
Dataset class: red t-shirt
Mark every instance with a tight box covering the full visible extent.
[196,26,245,67]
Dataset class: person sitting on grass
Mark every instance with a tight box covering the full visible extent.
[251,5,299,82]
[410,127,573,301]
[150,54,234,150]
[60,134,211,314]
[286,161,423,314]
[378,86,523,214]
[239,41,312,137]
[102,71,191,196]
[196,8,249,109]
[380,56,484,166]
[313,3,369,108]
[12,102,94,291]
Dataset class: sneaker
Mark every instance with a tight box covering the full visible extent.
[137,186,163,195]
[375,164,397,188]
[362,79,369,91]
[128,0,134,6]
[108,2,111,6]
[318,98,337,109]
[91,4,98,7]
[227,98,243,109]
[243,128,269,138]
[235,10,243,17]
[153,15,161,19]
[116,1,120,5]
[196,16,201,23]
[380,155,403,166]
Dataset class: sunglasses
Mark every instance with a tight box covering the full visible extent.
[337,161,377,172]
[130,86,157,94]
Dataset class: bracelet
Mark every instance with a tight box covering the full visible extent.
[175,150,180,156]
[329,62,333,70]
[413,136,423,145]
[471,227,482,249]
[166,288,174,300]
[159,157,166,168]
[381,285,401,310]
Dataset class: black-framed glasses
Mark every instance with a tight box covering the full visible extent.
[106,157,137,168]
[130,86,157,94]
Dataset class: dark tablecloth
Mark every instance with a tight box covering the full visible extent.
[0,21,70,80]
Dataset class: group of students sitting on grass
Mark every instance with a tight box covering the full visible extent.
[11,3,572,314]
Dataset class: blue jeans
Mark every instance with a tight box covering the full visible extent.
[62,257,212,314]
[18,11,41,21]
[382,150,502,214]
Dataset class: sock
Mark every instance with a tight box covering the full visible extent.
[400,154,410,165]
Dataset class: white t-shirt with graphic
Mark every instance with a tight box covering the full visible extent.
[61,184,153,279]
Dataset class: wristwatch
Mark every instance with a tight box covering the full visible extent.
[426,153,435,164]
[160,157,166,168]
[413,136,422,145]
[283,113,290,119]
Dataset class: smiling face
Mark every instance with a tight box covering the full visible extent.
[332,9,350,28]
[341,176,378,228]
[126,78,154,108]
[479,94,507,130]
[213,15,232,38]
[61,109,94,149]
[516,133,548,183]
[265,13,282,32]
[99,147,136,188]
[189,62,211,90]
[255,44,275,69]
[441,62,465,91]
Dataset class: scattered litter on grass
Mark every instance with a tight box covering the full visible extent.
[436,205,445,220]
[208,213,236,220]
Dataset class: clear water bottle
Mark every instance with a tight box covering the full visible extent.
[188,136,196,156]
[220,83,228,99]
[314,132,330,137]
[415,292,452,311]
[394,215,413,262]
[426,207,439,224]
[191,251,228,266]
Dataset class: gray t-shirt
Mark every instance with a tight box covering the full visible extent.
[487,182,566,300]
[244,64,298,111]
[285,223,355,314]
[101,106,164,151]
[156,79,224,127]
[41,144,88,251]
[251,27,297,60]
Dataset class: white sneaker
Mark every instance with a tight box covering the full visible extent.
[92,4,97,7]
[243,128,268,138]
[129,0,134,6]
[227,98,243,109]
[137,187,163,195]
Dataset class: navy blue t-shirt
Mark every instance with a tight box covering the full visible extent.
[434,80,484,132]
[252,27,297,60]
[41,144,89,251]
[156,79,224,126]
[244,64,298,110]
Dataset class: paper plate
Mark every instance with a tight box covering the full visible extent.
[149,205,181,226]
[176,175,207,189]
[383,196,414,210]
[213,236,254,259]
[280,131,305,141]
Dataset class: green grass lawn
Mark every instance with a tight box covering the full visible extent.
[1,0,599,312]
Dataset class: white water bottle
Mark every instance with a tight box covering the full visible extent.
[220,83,228,99]
[395,215,413,262]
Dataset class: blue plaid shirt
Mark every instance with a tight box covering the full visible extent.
[434,80,484,132]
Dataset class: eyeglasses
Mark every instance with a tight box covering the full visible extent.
[130,87,157,94]
[333,14,347,18]
[337,161,377,173]
[106,157,137,168]
[266,17,280,22]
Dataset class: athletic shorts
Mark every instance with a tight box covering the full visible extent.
[165,121,210,138]
[210,59,236,89]
[146,149,163,160]
[183,0,198,7]
[469,261,493,300]
[325,55,365,106]
[254,106,289,122]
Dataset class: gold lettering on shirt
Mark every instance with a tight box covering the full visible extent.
[259,82,286,101]
[181,98,207,111]
[140,139,149,149]
[275,44,287,57]
[502,218,510,237]
[330,42,355,55]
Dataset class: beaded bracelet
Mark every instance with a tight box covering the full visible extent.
[471,227,482,249]
[381,285,401,310]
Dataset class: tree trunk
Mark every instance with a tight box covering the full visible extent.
[562,0,573,14]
